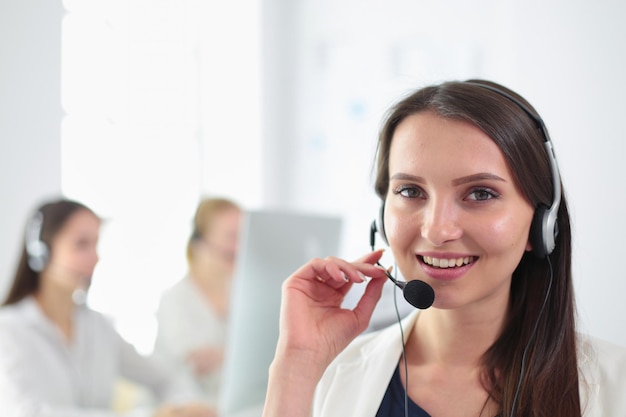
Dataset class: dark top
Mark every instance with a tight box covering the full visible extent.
[376,365,431,417]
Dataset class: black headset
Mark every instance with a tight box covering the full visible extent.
[25,210,50,272]
[372,81,562,259]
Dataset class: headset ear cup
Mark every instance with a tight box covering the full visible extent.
[530,205,548,259]
[27,241,49,272]
[25,211,49,272]
[377,204,389,246]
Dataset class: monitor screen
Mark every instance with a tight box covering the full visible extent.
[219,209,343,417]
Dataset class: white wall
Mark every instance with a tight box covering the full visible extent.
[503,0,626,345]
[1,0,625,349]
[282,0,626,346]
[0,0,64,298]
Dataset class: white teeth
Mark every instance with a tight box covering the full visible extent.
[423,256,474,268]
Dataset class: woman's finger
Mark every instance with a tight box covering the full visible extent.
[352,248,385,265]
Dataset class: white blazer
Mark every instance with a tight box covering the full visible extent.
[0,297,200,417]
[153,276,228,407]
[313,311,626,417]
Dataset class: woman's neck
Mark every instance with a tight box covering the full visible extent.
[402,306,507,417]
[409,305,507,367]
[190,266,228,291]
[189,266,231,317]
[34,284,76,341]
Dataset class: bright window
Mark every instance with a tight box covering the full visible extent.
[61,0,261,354]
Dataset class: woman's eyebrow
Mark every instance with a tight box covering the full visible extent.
[389,173,425,183]
[452,173,506,186]
[389,172,506,185]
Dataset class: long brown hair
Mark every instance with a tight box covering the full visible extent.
[3,198,95,305]
[374,80,579,417]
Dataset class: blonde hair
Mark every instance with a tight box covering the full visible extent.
[186,197,240,263]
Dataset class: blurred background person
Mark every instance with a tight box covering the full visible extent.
[0,198,214,417]
[153,197,242,408]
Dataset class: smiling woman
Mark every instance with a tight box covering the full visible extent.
[261,80,626,417]
[384,112,535,308]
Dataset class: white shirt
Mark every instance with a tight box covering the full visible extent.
[0,296,200,417]
[153,276,228,406]
[313,310,626,417]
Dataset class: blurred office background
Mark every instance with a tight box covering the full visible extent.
[1,0,625,353]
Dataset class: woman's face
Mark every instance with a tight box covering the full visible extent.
[384,112,534,311]
[43,209,100,294]
[200,207,242,270]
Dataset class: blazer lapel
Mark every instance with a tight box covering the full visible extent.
[313,311,419,417]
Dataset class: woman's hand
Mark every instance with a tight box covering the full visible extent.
[277,249,388,365]
[186,346,223,376]
[153,402,217,417]
[262,250,388,417]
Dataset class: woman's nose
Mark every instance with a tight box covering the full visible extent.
[420,199,462,246]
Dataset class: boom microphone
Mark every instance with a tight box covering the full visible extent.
[45,263,92,306]
[402,280,435,310]
[369,220,435,309]
[382,268,435,309]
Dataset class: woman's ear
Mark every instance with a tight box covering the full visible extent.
[525,238,533,252]
[189,238,205,261]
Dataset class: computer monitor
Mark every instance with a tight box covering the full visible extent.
[219,209,343,417]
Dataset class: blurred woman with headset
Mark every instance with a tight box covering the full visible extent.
[153,197,242,408]
[261,80,626,417]
[0,198,214,417]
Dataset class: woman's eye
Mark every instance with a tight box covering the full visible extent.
[467,188,499,201]
[393,185,423,199]
[75,239,93,250]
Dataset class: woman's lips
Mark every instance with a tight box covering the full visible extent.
[417,254,477,281]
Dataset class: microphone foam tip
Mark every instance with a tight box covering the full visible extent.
[403,280,435,309]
